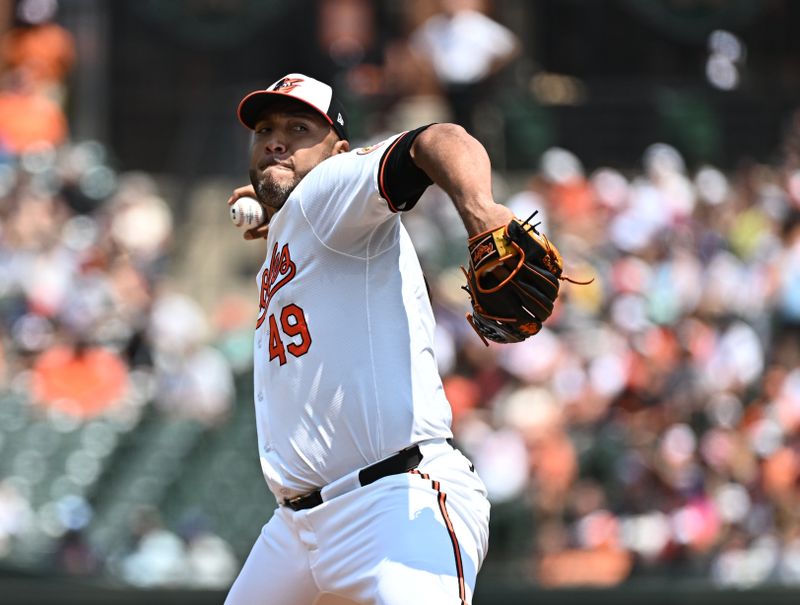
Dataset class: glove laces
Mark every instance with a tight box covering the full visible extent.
[520,210,594,285]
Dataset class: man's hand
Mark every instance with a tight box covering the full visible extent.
[227,185,271,240]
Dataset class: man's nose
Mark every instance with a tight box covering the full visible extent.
[264,134,287,155]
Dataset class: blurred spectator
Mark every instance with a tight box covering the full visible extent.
[107,172,173,266]
[346,34,446,134]
[185,530,239,589]
[0,0,75,105]
[408,0,519,130]
[0,0,74,154]
[376,36,448,133]
[119,512,188,587]
[0,479,32,557]
[177,511,239,589]
[148,292,234,425]
[0,69,67,153]
[318,0,375,68]
[116,507,237,588]
[210,294,258,374]
[52,528,99,576]
[31,341,129,418]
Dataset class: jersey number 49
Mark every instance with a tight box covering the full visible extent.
[267,304,312,365]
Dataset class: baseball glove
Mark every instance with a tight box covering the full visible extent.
[461,212,586,345]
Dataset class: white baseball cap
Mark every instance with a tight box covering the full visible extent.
[237,73,348,140]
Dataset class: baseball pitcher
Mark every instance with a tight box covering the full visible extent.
[224,73,567,605]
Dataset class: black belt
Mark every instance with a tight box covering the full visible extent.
[284,441,448,512]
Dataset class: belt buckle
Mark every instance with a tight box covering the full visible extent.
[284,488,324,511]
[285,494,304,509]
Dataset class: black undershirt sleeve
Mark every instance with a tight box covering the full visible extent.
[377,124,435,212]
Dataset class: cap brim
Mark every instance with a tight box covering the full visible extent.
[237,91,334,130]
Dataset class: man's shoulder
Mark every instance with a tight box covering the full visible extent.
[353,138,391,156]
[312,133,406,177]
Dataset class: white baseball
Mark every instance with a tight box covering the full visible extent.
[230,196,266,229]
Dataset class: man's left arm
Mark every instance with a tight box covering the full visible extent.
[410,123,581,345]
[409,123,513,236]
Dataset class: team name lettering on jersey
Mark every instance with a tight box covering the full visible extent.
[256,242,296,329]
[256,242,312,365]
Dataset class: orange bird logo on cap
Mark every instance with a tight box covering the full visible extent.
[271,77,304,93]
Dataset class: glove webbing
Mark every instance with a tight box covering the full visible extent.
[462,213,592,346]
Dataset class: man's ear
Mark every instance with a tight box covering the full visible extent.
[334,139,350,154]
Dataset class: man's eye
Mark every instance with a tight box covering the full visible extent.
[292,124,308,132]
[256,127,270,135]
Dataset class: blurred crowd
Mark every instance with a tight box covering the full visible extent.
[416,141,800,588]
[0,0,241,589]
[1,0,800,593]
[328,0,800,589]
[0,90,245,587]
[0,143,240,419]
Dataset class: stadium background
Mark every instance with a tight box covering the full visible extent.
[2,0,800,602]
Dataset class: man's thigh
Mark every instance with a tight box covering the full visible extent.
[225,508,319,605]
[310,450,490,605]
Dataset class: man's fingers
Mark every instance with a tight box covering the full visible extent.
[244,224,269,240]
[228,185,259,206]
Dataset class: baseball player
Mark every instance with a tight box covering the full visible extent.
[224,73,514,605]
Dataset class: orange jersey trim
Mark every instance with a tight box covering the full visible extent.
[377,132,410,213]
[410,469,467,604]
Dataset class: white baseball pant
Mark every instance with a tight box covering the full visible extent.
[224,441,490,605]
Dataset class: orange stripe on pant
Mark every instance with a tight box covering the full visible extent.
[410,469,467,605]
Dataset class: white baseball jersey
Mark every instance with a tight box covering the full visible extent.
[252,132,453,501]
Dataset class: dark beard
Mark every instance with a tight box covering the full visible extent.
[249,168,301,210]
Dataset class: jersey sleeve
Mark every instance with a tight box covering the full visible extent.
[295,126,434,257]
[376,125,434,212]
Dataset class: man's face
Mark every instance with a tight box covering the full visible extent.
[249,98,347,210]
